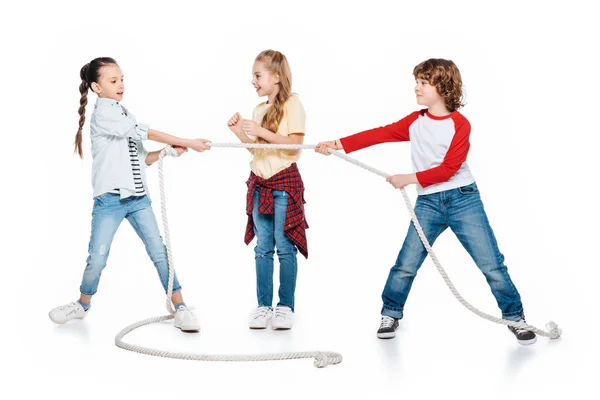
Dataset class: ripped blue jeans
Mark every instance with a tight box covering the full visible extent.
[252,188,298,311]
[79,193,181,296]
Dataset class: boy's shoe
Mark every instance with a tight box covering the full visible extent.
[271,306,294,330]
[507,319,537,345]
[377,315,401,339]
[174,306,201,332]
[49,302,88,324]
[249,306,273,329]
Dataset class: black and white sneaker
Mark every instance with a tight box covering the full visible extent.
[507,319,537,345]
[377,315,401,339]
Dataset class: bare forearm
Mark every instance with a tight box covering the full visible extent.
[259,128,303,145]
[148,128,191,147]
[236,131,255,144]
[231,132,253,153]
[386,172,419,189]
[145,150,160,166]
[406,173,419,185]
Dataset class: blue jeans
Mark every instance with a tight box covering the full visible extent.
[381,182,524,321]
[79,193,181,296]
[252,188,298,311]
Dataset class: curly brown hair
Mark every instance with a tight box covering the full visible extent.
[413,59,464,112]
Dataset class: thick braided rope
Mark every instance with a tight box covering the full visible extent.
[114,146,343,368]
[114,314,341,366]
[208,142,561,339]
[159,146,178,316]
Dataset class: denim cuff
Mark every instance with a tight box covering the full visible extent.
[381,307,403,319]
[168,286,182,295]
[502,310,524,321]
[80,287,97,297]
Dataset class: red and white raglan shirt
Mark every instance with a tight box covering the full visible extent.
[339,109,475,195]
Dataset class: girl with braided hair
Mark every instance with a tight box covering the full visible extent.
[49,57,210,331]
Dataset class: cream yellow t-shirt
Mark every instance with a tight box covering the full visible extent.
[249,94,306,179]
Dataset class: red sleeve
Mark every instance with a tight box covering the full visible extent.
[339,111,420,154]
[416,117,471,188]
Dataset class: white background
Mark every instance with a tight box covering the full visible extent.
[2,0,599,399]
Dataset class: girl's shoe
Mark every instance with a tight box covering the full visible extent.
[49,302,88,324]
[271,306,294,330]
[174,306,201,332]
[249,306,273,329]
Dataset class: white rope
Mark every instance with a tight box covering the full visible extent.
[114,145,343,368]
[115,141,560,367]
[114,314,340,367]
[208,142,561,339]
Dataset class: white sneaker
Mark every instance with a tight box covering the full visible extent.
[249,306,273,329]
[174,306,201,332]
[271,306,294,330]
[49,301,88,324]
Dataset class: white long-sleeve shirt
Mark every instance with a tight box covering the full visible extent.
[90,97,151,199]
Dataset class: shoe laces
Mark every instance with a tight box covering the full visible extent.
[176,306,196,317]
[380,316,395,329]
[513,319,531,334]
[251,306,272,320]
[61,302,82,314]
[274,307,292,320]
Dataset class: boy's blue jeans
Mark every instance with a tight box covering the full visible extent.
[381,182,524,321]
[79,193,181,296]
[252,188,298,311]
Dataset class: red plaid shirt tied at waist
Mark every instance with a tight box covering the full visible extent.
[244,163,309,258]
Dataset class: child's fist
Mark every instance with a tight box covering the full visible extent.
[188,139,211,152]
[228,112,243,135]
[172,145,188,157]
[242,119,261,137]
[315,140,338,155]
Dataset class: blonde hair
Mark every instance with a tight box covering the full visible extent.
[413,58,465,112]
[254,50,292,154]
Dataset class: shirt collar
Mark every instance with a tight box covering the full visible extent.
[95,97,122,108]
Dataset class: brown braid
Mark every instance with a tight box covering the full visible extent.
[74,57,117,158]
